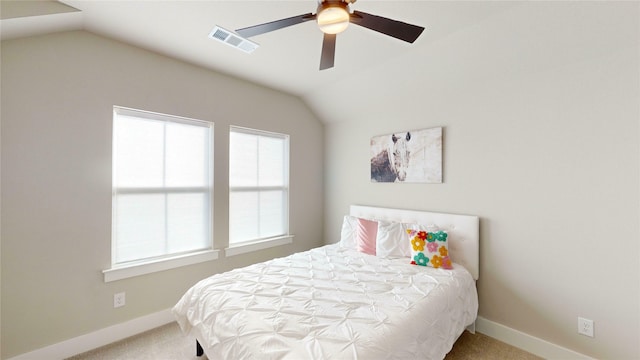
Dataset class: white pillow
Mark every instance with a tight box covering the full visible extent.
[339,215,358,249]
[376,220,439,258]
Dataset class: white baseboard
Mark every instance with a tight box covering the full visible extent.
[476,316,595,360]
[7,308,174,360]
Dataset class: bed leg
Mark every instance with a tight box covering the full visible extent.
[196,339,204,357]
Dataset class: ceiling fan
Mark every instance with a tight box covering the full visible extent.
[235,0,425,70]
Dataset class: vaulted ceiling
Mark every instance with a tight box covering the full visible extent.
[1,1,513,101]
[0,0,520,122]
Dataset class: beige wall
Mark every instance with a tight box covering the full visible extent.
[2,2,639,360]
[0,31,324,358]
[310,2,639,359]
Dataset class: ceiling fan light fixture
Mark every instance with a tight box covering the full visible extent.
[316,3,350,34]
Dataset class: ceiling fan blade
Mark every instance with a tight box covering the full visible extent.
[350,11,424,43]
[236,13,315,38]
[320,33,337,70]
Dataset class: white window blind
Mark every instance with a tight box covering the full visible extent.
[229,127,289,245]
[112,107,213,266]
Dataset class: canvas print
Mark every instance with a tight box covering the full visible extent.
[370,127,442,183]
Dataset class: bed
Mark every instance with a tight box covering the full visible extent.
[173,205,479,359]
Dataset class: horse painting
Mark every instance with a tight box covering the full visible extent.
[371,132,411,182]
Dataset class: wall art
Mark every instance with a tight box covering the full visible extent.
[370,127,442,183]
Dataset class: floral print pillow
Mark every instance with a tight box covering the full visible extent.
[407,229,453,269]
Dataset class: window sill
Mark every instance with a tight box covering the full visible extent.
[103,249,220,283]
[225,235,294,257]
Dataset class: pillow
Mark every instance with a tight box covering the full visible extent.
[376,221,411,258]
[376,221,439,258]
[339,215,358,249]
[407,229,452,269]
[356,217,378,255]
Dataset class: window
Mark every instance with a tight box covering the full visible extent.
[228,127,290,253]
[106,106,215,281]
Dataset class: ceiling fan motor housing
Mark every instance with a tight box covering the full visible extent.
[318,0,357,4]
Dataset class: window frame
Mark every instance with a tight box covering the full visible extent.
[104,106,218,282]
[226,126,292,256]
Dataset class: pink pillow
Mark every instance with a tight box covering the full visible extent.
[356,217,378,255]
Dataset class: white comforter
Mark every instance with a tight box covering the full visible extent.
[173,244,478,360]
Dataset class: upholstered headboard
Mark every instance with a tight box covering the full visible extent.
[350,205,480,280]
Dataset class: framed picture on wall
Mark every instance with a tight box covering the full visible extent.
[370,127,442,183]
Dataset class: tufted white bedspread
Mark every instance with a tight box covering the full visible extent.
[173,244,478,360]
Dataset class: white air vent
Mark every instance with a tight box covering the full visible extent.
[209,26,259,54]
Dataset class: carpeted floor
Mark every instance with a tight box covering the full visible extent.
[447,330,542,360]
[68,322,542,360]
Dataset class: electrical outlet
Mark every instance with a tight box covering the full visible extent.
[578,317,594,337]
[114,292,126,308]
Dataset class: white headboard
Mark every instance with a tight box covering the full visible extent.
[350,205,480,280]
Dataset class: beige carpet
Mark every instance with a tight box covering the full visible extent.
[447,330,542,360]
[68,322,542,360]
